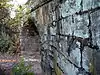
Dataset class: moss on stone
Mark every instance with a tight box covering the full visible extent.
[53,51,63,75]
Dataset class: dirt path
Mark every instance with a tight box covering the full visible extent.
[0,51,42,75]
[20,35,43,75]
[0,53,19,75]
[0,35,43,75]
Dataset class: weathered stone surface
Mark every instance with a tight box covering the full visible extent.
[91,10,100,48]
[28,0,100,75]
[83,0,100,11]
[60,0,81,17]
[61,14,89,38]
[73,14,89,38]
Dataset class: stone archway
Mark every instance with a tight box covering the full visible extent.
[20,18,42,75]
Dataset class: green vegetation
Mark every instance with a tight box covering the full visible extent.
[0,0,35,74]
[0,24,17,53]
[0,0,31,53]
[12,57,34,75]
[0,32,12,53]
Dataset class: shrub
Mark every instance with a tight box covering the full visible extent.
[12,57,34,75]
[0,32,12,53]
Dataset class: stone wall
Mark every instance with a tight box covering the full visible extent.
[30,0,100,75]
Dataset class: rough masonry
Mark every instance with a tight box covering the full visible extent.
[26,0,100,75]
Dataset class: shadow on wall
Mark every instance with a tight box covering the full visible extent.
[22,17,39,36]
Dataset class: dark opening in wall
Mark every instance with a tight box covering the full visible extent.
[22,18,39,36]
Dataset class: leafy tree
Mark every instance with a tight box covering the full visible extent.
[0,0,32,53]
